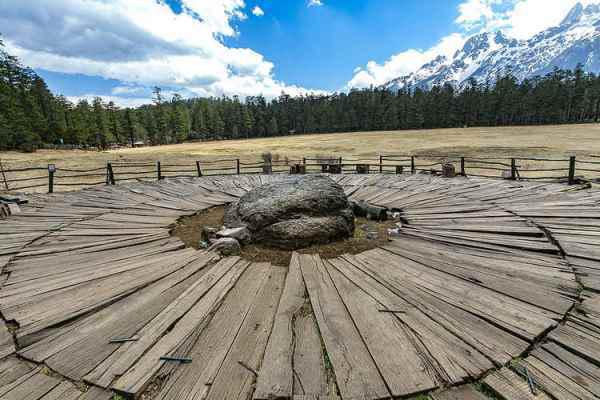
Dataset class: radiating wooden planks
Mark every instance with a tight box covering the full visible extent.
[517,342,600,400]
[154,263,278,400]
[484,367,552,400]
[3,173,600,400]
[203,265,286,400]
[109,257,251,395]
[299,253,390,400]
[0,319,14,359]
[254,253,331,399]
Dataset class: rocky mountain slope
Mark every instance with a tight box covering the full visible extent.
[384,2,600,91]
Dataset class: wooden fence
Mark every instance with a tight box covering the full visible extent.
[1,154,600,194]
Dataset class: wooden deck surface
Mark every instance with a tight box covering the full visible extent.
[1,173,600,399]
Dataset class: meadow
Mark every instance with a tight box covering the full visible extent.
[2,124,600,192]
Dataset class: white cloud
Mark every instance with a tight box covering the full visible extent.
[347,33,466,89]
[0,0,322,103]
[455,0,600,40]
[308,0,324,7]
[455,0,498,30]
[503,0,600,39]
[111,85,146,96]
[68,95,152,108]
[252,6,264,16]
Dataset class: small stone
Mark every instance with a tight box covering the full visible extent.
[216,226,251,244]
[208,238,241,256]
[366,232,378,240]
[387,228,401,237]
[201,226,218,242]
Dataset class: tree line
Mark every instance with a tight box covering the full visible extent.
[2,39,600,152]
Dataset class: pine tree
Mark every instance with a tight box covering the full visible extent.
[92,97,108,149]
[125,108,136,147]
[106,101,121,144]
[268,116,279,136]
[152,87,168,144]
[169,94,189,143]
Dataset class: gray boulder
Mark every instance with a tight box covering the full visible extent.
[224,175,355,249]
[208,237,241,256]
[216,226,251,244]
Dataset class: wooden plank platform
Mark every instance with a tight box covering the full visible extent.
[0,174,600,399]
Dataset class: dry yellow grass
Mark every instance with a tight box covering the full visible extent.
[2,124,600,192]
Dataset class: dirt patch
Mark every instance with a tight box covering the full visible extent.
[171,205,398,266]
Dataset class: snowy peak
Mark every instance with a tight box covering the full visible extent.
[383,3,600,92]
[561,2,585,26]
[561,3,600,26]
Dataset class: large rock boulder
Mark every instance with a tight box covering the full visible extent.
[224,175,354,249]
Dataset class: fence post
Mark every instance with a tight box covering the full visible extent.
[0,159,8,191]
[47,164,55,194]
[106,162,116,185]
[379,155,383,173]
[411,156,416,174]
[302,157,306,165]
[568,156,576,185]
[236,159,240,175]
[196,161,202,177]
[511,158,517,180]
[157,161,162,181]
[460,157,465,176]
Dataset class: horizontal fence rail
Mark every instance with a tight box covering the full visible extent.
[1,154,598,194]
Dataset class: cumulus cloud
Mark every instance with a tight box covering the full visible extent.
[308,0,324,7]
[0,0,321,103]
[455,0,498,29]
[252,6,264,16]
[68,94,153,108]
[347,33,466,89]
[455,0,600,40]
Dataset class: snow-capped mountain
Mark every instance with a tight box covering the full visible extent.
[383,2,600,91]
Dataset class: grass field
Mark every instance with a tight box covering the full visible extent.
[2,124,600,192]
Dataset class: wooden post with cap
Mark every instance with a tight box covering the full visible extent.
[48,164,55,194]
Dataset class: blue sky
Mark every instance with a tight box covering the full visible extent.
[0,0,589,106]
[222,0,460,90]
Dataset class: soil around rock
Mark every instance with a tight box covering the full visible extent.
[171,205,397,266]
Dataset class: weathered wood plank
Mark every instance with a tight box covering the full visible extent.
[109,258,250,395]
[204,265,286,400]
[299,253,390,400]
[431,385,487,400]
[254,253,329,399]
[154,262,273,400]
[484,367,552,400]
